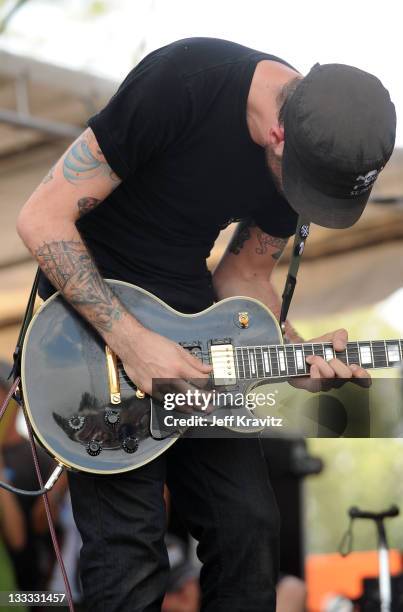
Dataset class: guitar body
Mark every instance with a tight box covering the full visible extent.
[21,280,282,474]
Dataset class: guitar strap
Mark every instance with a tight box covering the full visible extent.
[279,215,310,339]
[0,267,76,612]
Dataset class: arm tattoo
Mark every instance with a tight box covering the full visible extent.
[228,220,288,260]
[255,233,288,260]
[63,132,119,185]
[228,219,255,255]
[35,240,122,333]
[77,197,100,217]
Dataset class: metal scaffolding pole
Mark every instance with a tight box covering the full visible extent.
[0,108,81,138]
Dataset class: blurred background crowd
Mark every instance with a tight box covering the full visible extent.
[0,1,403,610]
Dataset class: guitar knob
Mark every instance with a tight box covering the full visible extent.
[104,409,120,427]
[122,436,139,454]
[86,440,102,456]
[135,388,146,399]
[68,415,85,431]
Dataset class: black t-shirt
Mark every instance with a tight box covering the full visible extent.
[39,37,298,312]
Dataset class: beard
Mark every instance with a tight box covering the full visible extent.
[265,145,284,196]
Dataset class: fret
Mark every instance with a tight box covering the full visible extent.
[249,349,255,377]
[255,346,265,378]
[253,347,263,378]
[284,345,296,376]
[384,340,389,367]
[385,340,401,366]
[262,347,271,376]
[369,341,375,368]
[323,343,335,362]
[269,346,280,377]
[347,342,360,366]
[302,344,314,358]
[313,344,325,359]
[248,349,256,378]
[241,347,246,379]
[253,347,260,377]
[242,348,251,379]
[333,349,348,365]
[254,348,260,377]
[292,344,298,371]
[255,347,263,378]
[277,346,287,374]
[357,341,373,367]
[235,347,242,379]
[294,344,307,374]
[339,347,349,365]
[372,340,388,369]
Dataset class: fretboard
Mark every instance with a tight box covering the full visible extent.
[234,340,403,380]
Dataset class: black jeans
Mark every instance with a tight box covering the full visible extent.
[67,437,280,612]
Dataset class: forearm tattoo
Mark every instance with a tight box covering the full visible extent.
[255,233,288,260]
[77,197,100,217]
[228,219,288,260]
[35,240,122,333]
[228,219,255,254]
[63,131,119,185]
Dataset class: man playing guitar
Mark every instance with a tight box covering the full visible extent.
[16,38,395,611]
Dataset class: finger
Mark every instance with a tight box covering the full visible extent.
[350,364,370,377]
[182,349,213,373]
[180,363,211,382]
[350,364,372,388]
[309,328,348,351]
[291,366,322,392]
[327,358,353,379]
[310,364,321,379]
[333,328,348,352]
[306,356,335,378]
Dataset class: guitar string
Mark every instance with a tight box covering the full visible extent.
[115,342,400,384]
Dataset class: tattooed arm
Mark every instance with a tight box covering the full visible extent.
[17,128,130,335]
[212,218,302,342]
[17,128,211,393]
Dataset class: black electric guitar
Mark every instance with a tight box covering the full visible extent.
[21,280,402,475]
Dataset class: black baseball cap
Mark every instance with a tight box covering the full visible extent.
[282,63,396,228]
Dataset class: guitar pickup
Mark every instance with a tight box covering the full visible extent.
[210,343,237,386]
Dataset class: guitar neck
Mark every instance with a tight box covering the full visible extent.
[234,339,403,381]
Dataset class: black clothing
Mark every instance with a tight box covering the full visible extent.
[68,437,280,612]
[39,37,297,312]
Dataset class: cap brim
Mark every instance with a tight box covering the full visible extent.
[282,143,370,229]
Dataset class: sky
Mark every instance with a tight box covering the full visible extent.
[0,0,402,144]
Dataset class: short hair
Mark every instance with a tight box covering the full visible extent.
[277,76,302,125]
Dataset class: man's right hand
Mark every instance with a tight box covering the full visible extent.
[120,327,212,396]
